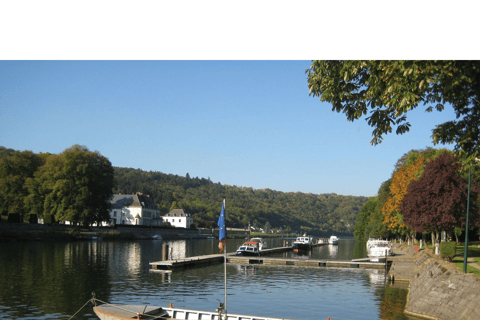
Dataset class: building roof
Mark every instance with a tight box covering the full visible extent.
[163,209,190,217]
[110,194,159,210]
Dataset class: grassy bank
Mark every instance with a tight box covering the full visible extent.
[424,241,480,276]
[453,242,480,276]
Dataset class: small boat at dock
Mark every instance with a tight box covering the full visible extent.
[292,235,313,251]
[235,241,261,256]
[249,237,267,251]
[92,300,294,320]
[328,235,339,245]
[317,238,328,244]
[366,238,393,262]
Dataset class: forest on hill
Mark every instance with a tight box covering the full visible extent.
[113,167,368,236]
[1,146,368,236]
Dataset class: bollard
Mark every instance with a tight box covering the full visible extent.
[420,239,423,249]
[163,244,169,261]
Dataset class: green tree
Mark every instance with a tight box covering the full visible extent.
[354,197,377,241]
[354,180,391,241]
[34,145,114,225]
[0,151,47,220]
[264,221,271,233]
[307,60,480,155]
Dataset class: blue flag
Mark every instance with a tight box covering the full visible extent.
[217,200,226,241]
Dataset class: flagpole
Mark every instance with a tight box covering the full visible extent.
[217,199,227,319]
[223,199,227,317]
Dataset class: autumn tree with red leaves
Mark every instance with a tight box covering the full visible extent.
[401,153,479,243]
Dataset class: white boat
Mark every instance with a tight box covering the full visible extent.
[292,235,313,251]
[249,237,267,251]
[366,238,393,262]
[235,242,261,256]
[93,301,294,320]
[328,235,339,245]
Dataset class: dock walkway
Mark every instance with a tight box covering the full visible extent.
[150,244,387,271]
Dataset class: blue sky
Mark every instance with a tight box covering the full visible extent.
[0,60,456,197]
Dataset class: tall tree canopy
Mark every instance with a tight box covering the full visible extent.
[307,60,480,155]
[353,179,391,241]
[0,151,47,219]
[382,154,425,236]
[401,153,479,236]
[27,145,115,225]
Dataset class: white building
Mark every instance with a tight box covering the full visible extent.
[109,193,162,226]
[162,209,193,228]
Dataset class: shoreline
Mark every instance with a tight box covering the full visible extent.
[388,243,480,320]
[0,222,214,242]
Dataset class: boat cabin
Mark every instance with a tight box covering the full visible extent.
[236,242,261,256]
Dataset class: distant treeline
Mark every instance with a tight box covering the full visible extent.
[1,146,369,236]
[113,167,369,236]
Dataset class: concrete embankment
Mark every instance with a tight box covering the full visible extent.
[388,243,480,320]
[0,222,213,241]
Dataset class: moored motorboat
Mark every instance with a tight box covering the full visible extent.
[328,235,339,245]
[317,238,328,244]
[249,237,267,251]
[92,300,294,320]
[366,238,393,262]
[235,242,261,256]
[292,235,313,251]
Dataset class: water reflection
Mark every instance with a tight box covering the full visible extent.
[164,240,187,260]
[0,239,409,320]
[328,244,338,258]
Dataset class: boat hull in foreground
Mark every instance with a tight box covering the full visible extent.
[93,303,295,320]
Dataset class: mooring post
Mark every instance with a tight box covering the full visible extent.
[384,253,388,283]
[163,244,169,261]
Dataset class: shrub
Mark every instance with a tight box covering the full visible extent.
[8,213,22,223]
[440,241,457,261]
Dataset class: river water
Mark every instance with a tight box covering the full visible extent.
[0,238,410,320]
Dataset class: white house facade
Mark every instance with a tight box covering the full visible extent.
[162,209,193,228]
[109,193,162,226]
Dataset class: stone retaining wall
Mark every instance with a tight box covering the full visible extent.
[391,244,480,320]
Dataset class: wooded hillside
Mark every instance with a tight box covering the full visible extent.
[1,146,369,236]
[113,167,368,236]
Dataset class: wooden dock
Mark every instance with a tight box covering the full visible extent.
[150,245,292,270]
[150,253,227,270]
[149,244,388,271]
[229,256,387,269]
